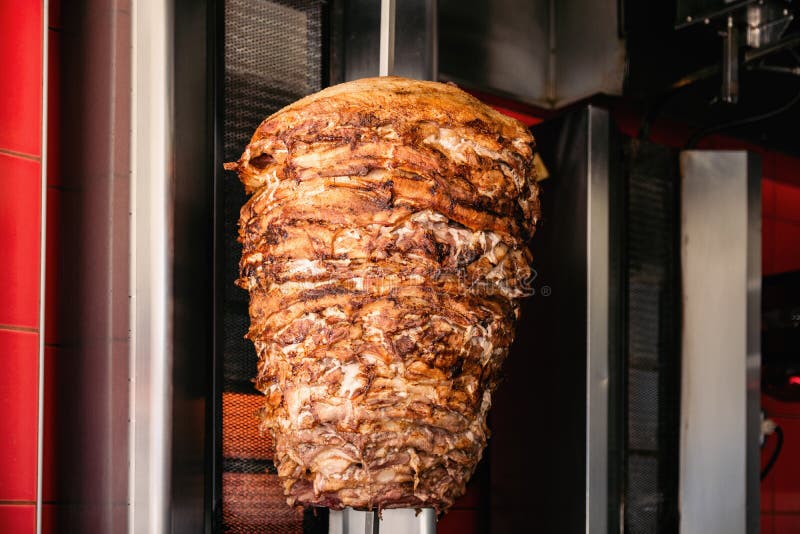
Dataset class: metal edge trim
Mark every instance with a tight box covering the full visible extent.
[745,153,762,534]
[209,0,225,529]
[130,1,174,532]
[36,1,49,532]
[586,106,610,534]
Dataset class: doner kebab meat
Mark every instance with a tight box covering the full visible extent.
[225,76,539,512]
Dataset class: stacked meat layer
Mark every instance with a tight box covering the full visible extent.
[225,77,539,512]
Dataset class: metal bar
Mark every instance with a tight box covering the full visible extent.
[130,0,173,532]
[722,15,739,104]
[679,151,760,534]
[379,0,396,76]
[586,106,610,534]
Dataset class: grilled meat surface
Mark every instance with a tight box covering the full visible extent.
[225,76,539,512]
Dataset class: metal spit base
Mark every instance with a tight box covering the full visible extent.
[329,508,436,534]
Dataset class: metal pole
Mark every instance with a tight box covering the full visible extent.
[379,0,396,75]
[722,15,739,103]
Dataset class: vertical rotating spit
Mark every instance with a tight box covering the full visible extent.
[329,509,437,534]
[330,0,438,532]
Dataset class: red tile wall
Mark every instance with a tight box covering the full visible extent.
[0,1,43,533]
[763,395,800,533]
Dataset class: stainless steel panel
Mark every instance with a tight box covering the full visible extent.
[131,1,172,532]
[746,154,762,534]
[679,151,760,534]
[36,3,49,533]
[132,1,216,532]
[553,0,626,107]
[438,0,624,108]
[439,0,549,102]
[338,0,437,81]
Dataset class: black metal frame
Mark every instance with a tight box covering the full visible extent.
[209,1,334,531]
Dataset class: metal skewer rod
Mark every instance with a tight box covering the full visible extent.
[379,0,396,76]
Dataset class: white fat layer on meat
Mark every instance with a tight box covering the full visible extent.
[284,258,327,276]
[322,306,348,320]
[339,363,364,397]
[424,128,520,177]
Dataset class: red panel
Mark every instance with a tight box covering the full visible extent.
[49,0,62,29]
[771,415,800,513]
[437,509,478,534]
[42,345,80,503]
[42,346,57,502]
[40,504,55,534]
[764,178,777,219]
[762,395,800,418]
[774,181,800,225]
[0,154,41,329]
[772,220,800,275]
[763,216,776,276]
[763,513,775,534]
[492,106,543,127]
[0,505,35,534]
[774,152,800,188]
[764,465,775,511]
[452,478,481,509]
[0,329,38,501]
[0,0,43,156]
[764,152,778,185]
[774,514,800,533]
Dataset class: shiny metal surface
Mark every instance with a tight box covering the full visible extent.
[438,0,623,108]
[679,151,761,534]
[746,2,794,48]
[44,1,132,532]
[379,0,396,76]
[131,1,173,532]
[585,106,610,534]
[131,0,216,532]
[36,3,49,533]
[490,106,617,532]
[329,508,436,534]
[336,0,436,81]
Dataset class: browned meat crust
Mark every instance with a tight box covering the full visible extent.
[226,76,539,512]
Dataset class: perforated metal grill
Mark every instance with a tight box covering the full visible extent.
[221,1,326,531]
[623,141,680,534]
